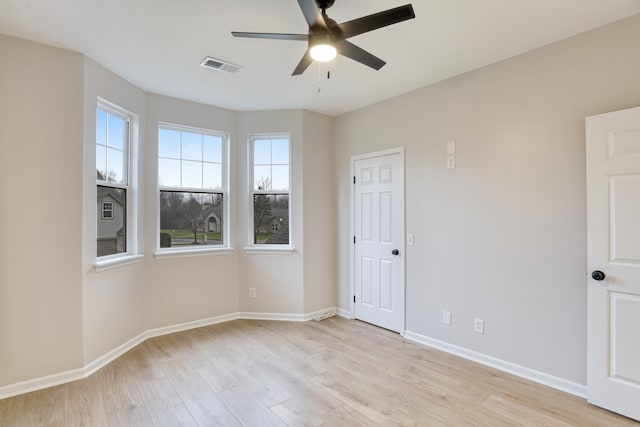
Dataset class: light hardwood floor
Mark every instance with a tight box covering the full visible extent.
[1,317,638,426]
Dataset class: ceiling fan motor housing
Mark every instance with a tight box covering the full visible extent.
[315,0,335,10]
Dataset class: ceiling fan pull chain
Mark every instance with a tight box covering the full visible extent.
[317,63,322,93]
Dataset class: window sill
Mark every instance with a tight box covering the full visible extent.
[243,246,295,255]
[94,254,144,272]
[154,247,234,260]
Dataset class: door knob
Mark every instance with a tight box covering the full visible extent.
[392,249,399,256]
[591,270,606,281]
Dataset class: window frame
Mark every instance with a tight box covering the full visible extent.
[155,122,231,256]
[95,99,138,263]
[247,133,292,251]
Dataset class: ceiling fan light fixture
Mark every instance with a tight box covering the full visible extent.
[310,43,337,62]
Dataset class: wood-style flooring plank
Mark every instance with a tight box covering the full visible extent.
[217,385,286,427]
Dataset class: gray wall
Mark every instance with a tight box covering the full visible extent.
[334,14,640,384]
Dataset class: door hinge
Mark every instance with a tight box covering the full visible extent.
[353,295,356,303]
[353,176,356,184]
[353,236,356,244]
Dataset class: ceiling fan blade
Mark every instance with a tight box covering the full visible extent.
[335,40,386,70]
[292,50,313,76]
[297,0,327,30]
[338,4,415,39]
[231,32,308,41]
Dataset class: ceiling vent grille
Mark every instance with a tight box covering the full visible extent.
[200,56,242,74]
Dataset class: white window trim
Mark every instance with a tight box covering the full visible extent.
[243,246,294,254]
[246,133,292,253]
[154,247,234,260]
[155,122,231,257]
[94,254,144,272]
[96,97,140,263]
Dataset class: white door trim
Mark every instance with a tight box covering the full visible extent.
[350,146,406,335]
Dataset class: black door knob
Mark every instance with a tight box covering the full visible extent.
[592,270,606,281]
[392,249,399,256]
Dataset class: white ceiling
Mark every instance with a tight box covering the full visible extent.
[2,0,640,116]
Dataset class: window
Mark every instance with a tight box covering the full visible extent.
[249,134,290,246]
[96,101,131,258]
[101,201,114,220]
[158,124,228,250]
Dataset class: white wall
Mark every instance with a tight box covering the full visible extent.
[145,94,240,329]
[81,57,149,364]
[334,14,640,385]
[237,110,305,314]
[0,35,84,385]
[302,111,336,313]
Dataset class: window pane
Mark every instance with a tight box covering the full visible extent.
[182,132,202,161]
[203,163,222,190]
[159,191,223,247]
[253,194,289,245]
[97,185,127,257]
[182,160,202,189]
[159,158,180,187]
[106,147,124,183]
[254,166,271,190]
[271,165,289,191]
[96,145,107,180]
[97,110,107,146]
[159,128,180,158]
[254,139,271,165]
[271,139,289,164]
[107,113,124,150]
[204,135,222,163]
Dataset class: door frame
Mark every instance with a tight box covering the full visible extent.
[350,146,406,334]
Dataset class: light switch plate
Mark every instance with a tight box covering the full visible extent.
[447,140,456,154]
[442,310,451,325]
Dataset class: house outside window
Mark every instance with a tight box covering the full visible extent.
[96,101,132,258]
[249,134,290,246]
[158,123,228,250]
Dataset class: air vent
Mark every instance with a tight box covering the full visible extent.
[200,56,242,74]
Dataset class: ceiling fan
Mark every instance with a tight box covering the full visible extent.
[231,0,415,76]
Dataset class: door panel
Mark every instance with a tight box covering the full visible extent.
[586,106,640,421]
[610,293,640,383]
[353,151,404,333]
[609,175,640,263]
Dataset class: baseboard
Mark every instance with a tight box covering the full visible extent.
[336,307,353,319]
[0,367,85,400]
[238,311,306,322]
[83,331,148,378]
[146,312,240,339]
[404,330,587,398]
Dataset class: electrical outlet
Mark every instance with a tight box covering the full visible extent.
[474,318,485,334]
[442,310,451,326]
[249,288,256,298]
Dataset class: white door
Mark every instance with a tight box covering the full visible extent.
[586,106,640,421]
[353,149,404,333]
